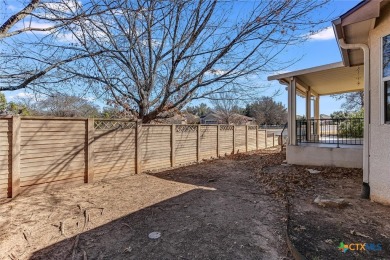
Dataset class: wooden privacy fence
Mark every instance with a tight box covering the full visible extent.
[0,116,278,198]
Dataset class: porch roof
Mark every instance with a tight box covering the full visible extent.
[267,62,364,96]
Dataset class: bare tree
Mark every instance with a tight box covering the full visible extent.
[2,0,329,122]
[36,94,100,117]
[0,0,111,91]
[101,106,133,119]
[1,92,99,116]
[0,0,113,39]
[211,93,243,124]
[0,0,41,39]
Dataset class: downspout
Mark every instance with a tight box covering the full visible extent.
[339,39,370,199]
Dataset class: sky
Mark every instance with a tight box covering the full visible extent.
[1,0,363,116]
[261,0,363,116]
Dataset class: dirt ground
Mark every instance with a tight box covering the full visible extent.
[252,151,390,259]
[0,150,287,260]
[1,148,390,259]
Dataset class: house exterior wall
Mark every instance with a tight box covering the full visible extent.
[368,3,390,204]
[286,145,363,169]
[200,114,221,124]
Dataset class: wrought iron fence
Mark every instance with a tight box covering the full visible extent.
[296,118,363,146]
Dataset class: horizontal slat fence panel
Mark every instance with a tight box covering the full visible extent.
[141,125,171,171]
[93,121,136,180]
[175,125,197,165]
[19,119,86,189]
[219,125,234,156]
[267,133,276,147]
[200,125,218,159]
[258,130,267,149]
[0,118,11,198]
[3,115,271,198]
[235,126,246,153]
[248,126,257,151]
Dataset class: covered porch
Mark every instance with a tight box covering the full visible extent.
[269,62,364,168]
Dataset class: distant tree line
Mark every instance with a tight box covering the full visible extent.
[0,92,129,118]
[245,96,287,125]
[185,96,287,125]
[1,91,287,125]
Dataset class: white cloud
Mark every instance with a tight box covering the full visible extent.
[43,0,82,16]
[274,70,291,75]
[307,26,335,41]
[83,96,96,102]
[7,4,17,11]
[6,92,35,101]
[205,69,228,76]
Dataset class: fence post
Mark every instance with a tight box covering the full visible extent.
[245,125,248,152]
[135,120,142,174]
[11,115,21,198]
[272,133,275,147]
[265,130,268,148]
[256,126,258,150]
[86,118,94,183]
[197,125,201,162]
[216,125,220,157]
[171,124,176,167]
[232,125,235,154]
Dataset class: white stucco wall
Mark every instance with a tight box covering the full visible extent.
[368,3,390,205]
[286,145,363,169]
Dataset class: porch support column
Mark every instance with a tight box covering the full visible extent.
[306,87,312,141]
[314,95,320,136]
[288,77,297,145]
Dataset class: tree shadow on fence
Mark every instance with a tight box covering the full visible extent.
[16,119,135,196]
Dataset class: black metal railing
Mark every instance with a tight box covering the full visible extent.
[296,118,363,146]
[280,123,288,147]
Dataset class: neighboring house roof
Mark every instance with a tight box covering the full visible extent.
[182,112,200,124]
[230,113,255,122]
[200,111,220,120]
[201,111,255,124]
[152,109,199,124]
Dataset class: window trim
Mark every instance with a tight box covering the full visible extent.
[381,34,390,124]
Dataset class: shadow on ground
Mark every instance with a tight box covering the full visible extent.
[30,157,286,260]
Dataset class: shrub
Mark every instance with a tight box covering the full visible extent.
[338,110,364,138]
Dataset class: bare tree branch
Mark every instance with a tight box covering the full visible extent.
[0,0,40,38]
[1,0,330,122]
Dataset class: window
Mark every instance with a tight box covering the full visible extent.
[383,34,390,123]
[384,34,390,78]
[386,81,390,122]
